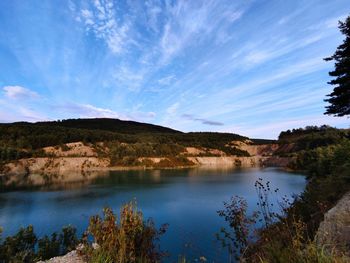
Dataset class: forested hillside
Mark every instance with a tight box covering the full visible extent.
[36,118,181,134]
[0,118,250,163]
[275,125,349,155]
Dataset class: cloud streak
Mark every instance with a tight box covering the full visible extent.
[3,86,40,100]
[54,103,122,118]
[0,0,349,138]
[78,0,131,54]
[182,114,224,126]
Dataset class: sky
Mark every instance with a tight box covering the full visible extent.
[0,0,349,138]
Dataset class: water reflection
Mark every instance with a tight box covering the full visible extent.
[0,167,305,262]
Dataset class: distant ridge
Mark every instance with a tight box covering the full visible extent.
[12,118,182,135]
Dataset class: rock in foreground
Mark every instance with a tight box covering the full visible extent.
[315,191,350,256]
[37,250,85,263]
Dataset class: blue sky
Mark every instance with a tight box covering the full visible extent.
[0,0,349,138]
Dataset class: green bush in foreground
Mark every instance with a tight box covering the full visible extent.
[0,225,78,263]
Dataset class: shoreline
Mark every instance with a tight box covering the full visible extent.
[0,155,293,190]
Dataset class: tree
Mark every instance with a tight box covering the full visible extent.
[324,15,350,117]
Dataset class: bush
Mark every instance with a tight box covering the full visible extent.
[218,160,350,263]
[0,225,37,263]
[0,225,78,263]
[82,201,168,263]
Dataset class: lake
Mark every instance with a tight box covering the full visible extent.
[0,167,306,262]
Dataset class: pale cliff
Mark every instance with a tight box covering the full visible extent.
[0,141,293,187]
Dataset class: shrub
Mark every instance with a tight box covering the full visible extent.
[82,201,168,263]
[218,174,350,262]
[0,225,78,263]
[217,196,258,261]
[0,225,37,262]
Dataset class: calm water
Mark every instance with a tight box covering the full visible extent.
[0,167,305,262]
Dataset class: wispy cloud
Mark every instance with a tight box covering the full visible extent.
[157,75,176,85]
[54,102,122,119]
[113,66,146,91]
[182,114,224,126]
[307,14,348,31]
[0,97,48,122]
[159,1,246,63]
[0,0,349,137]
[145,0,162,32]
[166,102,179,115]
[78,0,130,54]
[3,86,40,100]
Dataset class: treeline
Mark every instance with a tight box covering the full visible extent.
[35,118,180,134]
[276,125,349,154]
[0,119,250,163]
[0,123,133,150]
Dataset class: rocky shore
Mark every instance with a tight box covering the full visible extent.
[37,250,84,263]
[315,191,350,257]
[0,141,293,188]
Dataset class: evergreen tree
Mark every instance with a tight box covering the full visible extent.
[324,15,350,116]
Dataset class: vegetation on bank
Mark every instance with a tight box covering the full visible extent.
[0,202,168,263]
[0,119,250,172]
[0,129,349,262]
[276,125,349,155]
[81,201,168,263]
[1,12,349,262]
[0,225,78,263]
[217,138,350,262]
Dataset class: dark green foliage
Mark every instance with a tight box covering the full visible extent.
[250,138,277,145]
[36,118,181,134]
[0,119,250,164]
[0,225,78,263]
[290,139,350,176]
[222,146,250,157]
[0,123,132,150]
[289,141,350,233]
[0,225,37,263]
[277,125,349,153]
[37,233,61,260]
[0,147,31,162]
[108,142,185,164]
[324,15,350,116]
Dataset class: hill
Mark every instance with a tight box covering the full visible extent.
[0,118,250,163]
[35,118,181,134]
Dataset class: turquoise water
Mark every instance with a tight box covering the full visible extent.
[0,167,305,262]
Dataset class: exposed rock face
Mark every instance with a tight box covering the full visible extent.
[315,191,350,256]
[37,250,85,263]
[43,142,98,157]
[188,156,261,167]
[0,141,294,188]
[239,143,279,156]
[187,156,291,168]
[1,157,110,187]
